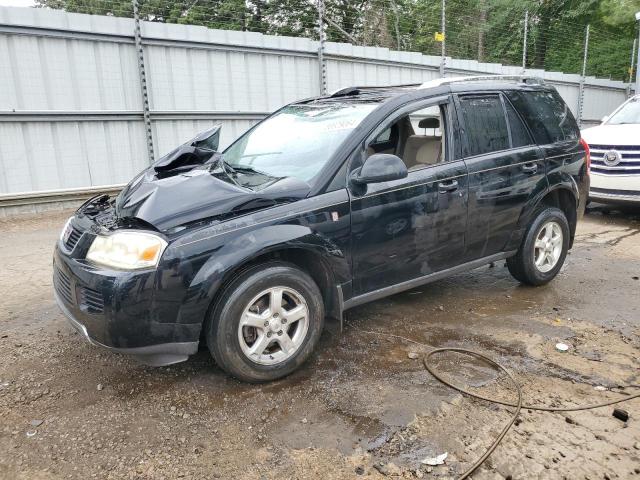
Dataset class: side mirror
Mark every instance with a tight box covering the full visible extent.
[352,153,408,184]
[601,115,609,124]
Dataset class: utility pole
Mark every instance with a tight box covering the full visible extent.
[635,12,640,95]
[478,0,486,62]
[317,0,327,95]
[630,38,637,84]
[132,0,154,164]
[390,0,401,51]
[522,10,529,73]
[629,38,637,97]
[577,24,590,127]
[440,0,446,77]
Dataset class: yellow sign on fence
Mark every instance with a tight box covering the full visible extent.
[434,32,445,42]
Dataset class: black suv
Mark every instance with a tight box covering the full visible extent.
[53,76,590,382]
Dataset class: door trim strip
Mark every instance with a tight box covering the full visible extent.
[357,172,467,200]
[467,158,544,175]
[343,251,516,310]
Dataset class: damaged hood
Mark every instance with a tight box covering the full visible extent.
[115,165,311,232]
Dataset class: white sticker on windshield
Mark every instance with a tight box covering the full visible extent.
[323,118,358,132]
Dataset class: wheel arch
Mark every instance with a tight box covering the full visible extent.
[514,185,578,249]
[185,224,348,343]
[208,246,343,325]
[538,186,578,247]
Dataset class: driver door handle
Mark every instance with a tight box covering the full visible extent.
[521,162,538,174]
[438,179,459,193]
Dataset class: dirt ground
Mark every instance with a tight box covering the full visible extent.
[1,205,639,480]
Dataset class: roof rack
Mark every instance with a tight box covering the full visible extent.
[418,75,545,89]
[329,83,420,98]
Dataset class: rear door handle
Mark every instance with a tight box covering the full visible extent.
[438,179,458,193]
[521,162,538,174]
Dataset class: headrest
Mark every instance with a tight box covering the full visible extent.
[418,117,440,129]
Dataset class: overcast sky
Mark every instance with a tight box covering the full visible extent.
[0,0,35,6]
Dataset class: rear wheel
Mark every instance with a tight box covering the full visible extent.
[507,207,570,286]
[207,262,324,382]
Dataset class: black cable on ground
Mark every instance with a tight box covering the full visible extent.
[357,329,640,480]
[424,348,640,479]
[425,348,523,480]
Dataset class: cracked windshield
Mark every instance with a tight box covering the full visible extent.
[223,103,377,182]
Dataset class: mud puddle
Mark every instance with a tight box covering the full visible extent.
[2,208,640,479]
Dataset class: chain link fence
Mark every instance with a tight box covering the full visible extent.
[34,0,637,81]
[31,0,638,125]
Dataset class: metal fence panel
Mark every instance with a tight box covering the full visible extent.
[0,120,149,193]
[0,6,633,197]
[581,86,629,126]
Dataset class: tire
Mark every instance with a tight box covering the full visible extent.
[207,262,324,382]
[507,207,570,286]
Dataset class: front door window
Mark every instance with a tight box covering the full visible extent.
[350,99,469,295]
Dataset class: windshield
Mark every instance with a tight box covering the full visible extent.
[223,102,377,182]
[608,97,640,125]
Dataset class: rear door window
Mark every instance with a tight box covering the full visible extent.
[505,90,579,144]
[458,95,510,157]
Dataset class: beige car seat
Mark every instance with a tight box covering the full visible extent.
[404,136,441,169]
[403,118,442,169]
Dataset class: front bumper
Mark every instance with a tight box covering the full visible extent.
[589,173,640,205]
[55,290,197,366]
[53,245,198,366]
[589,187,640,205]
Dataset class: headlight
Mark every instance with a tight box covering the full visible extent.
[86,231,167,270]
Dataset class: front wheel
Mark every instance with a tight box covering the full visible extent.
[507,207,570,286]
[207,262,324,382]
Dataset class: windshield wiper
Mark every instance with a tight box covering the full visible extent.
[221,159,237,173]
[216,155,271,176]
[215,155,280,190]
[238,152,282,159]
[229,164,274,177]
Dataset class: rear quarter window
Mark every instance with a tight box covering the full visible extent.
[506,89,579,145]
[504,99,533,147]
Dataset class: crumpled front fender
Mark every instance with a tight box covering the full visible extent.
[175,221,350,338]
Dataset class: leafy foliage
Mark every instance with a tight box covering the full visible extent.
[35,0,637,80]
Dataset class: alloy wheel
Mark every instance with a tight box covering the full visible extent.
[533,221,563,273]
[237,286,309,366]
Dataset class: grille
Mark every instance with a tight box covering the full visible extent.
[588,144,640,151]
[64,226,83,251]
[588,144,640,175]
[54,267,73,305]
[79,287,104,314]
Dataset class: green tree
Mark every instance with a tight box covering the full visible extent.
[34,0,636,80]
[600,0,640,26]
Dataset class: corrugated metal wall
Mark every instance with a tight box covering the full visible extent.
[0,6,632,196]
